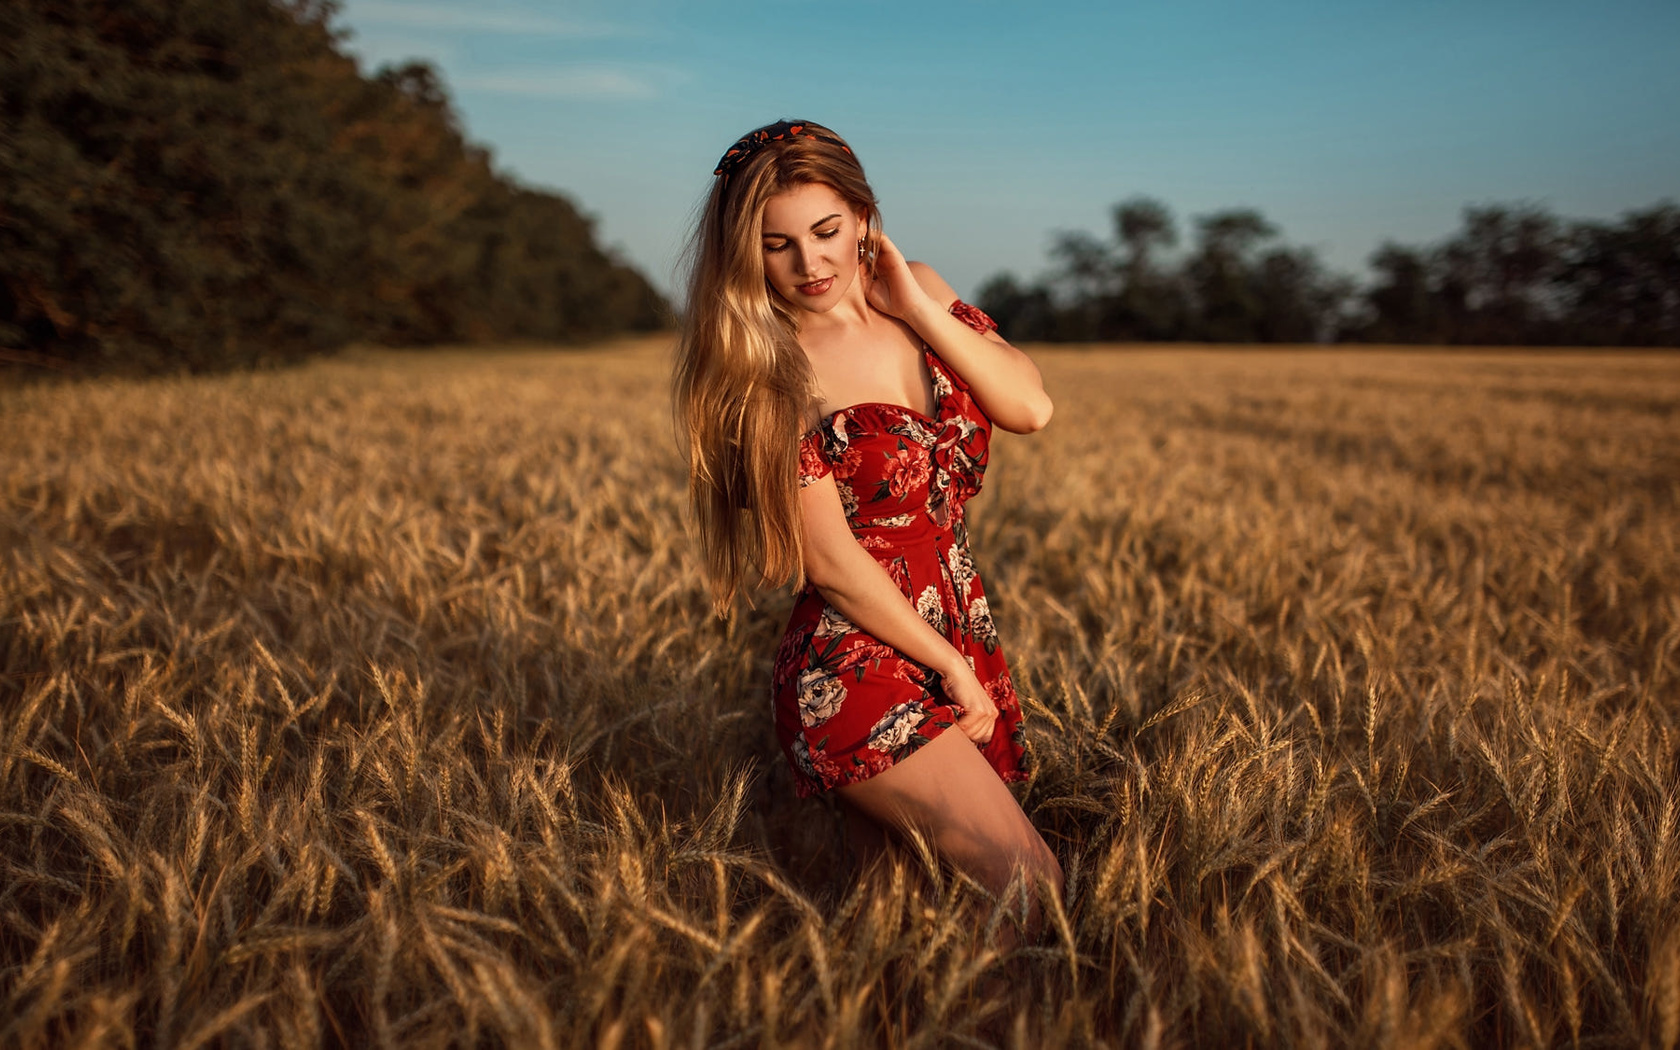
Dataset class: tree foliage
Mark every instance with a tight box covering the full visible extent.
[980,197,1680,346]
[0,0,667,374]
[983,198,1346,345]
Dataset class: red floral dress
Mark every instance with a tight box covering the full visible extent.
[770,301,1030,797]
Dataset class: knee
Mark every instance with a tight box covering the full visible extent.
[984,837,1062,900]
[1043,844,1065,889]
[1025,840,1063,900]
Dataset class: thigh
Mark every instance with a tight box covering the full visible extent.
[836,728,1056,895]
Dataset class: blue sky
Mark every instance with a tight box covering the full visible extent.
[334,0,1679,301]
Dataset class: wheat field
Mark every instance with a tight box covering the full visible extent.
[2,339,1677,1048]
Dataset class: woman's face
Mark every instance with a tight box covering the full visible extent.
[759,182,867,313]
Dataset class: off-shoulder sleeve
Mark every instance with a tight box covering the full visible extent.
[948,299,1000,335]
[797,428,833,488]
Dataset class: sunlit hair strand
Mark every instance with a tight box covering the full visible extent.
[672,120,880,616]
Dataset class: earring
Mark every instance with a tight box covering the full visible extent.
[857,239,866,261]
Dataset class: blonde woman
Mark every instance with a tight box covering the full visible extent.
[673,120,1062,928]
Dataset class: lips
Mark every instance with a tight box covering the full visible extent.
[795,277,834,296]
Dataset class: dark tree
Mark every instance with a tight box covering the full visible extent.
[1435,204,1564,344]
[975,274,1057,343]
[0,0,372,370]
[1360,243,1439,343]
[1106,197,1185,340]
[1184,209,1277,342]
[1114,197,1178,271]
[1252,247,1349,343]
[0,0,666,375]
[975,195,1678,348]
[1557,202,1680,346]
[1047,230,1114,309]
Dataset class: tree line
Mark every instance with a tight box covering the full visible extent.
[977,197,1680,346]
[1,0,668,375]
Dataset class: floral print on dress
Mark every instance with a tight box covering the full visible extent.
[883,444,932,501]
[946,531,977,600]
[793,731,846,785]
[915,585,947,633]
[773,300,1028,797]
[867,701,928,756]
[815,605,854,639]
[797,667,846,727]
[968,595,998,653]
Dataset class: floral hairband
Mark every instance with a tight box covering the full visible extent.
[712,120,852,179]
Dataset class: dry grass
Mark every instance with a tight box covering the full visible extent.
[2,338,1677,1048]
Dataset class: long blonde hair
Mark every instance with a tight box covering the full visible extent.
[672,121,880,616]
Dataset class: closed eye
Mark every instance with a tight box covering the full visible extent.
[764,229,839,252]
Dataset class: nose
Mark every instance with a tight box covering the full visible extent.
[792,240,817,276]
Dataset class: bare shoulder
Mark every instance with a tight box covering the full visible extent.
[906,261,959,308]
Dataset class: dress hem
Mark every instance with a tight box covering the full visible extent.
[788,708,1032,799]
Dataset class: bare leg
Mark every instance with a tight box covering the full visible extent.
[837,729,1063,944]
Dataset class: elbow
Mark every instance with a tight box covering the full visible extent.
[1026,392,1054,433]
[1002,392,1054,434]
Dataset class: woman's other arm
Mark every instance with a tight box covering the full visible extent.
[866,234,1053,434]
[798,474,999,745]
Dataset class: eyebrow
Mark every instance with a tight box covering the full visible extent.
[762,213,843,239]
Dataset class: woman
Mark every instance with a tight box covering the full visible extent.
[673,120,1063,929]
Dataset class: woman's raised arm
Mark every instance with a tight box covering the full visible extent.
[865,235,1054,434]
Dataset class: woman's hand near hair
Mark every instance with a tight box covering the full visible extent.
[798,474,999,746]
[863,232,939,322]
[865,233,1054,435]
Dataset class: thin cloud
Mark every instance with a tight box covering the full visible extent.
[342,34,456,69]
[455,66,667,101]
[347,1,614,37]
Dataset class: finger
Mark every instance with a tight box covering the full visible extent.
[965,701,998,724]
